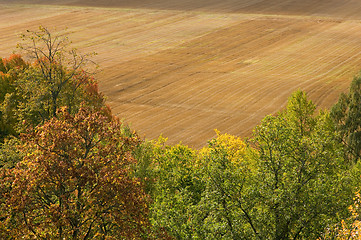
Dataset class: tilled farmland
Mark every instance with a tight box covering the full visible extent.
[1,0,361,147]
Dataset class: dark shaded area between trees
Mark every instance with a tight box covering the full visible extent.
[1,26,361,239]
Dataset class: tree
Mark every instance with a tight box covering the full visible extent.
[0,107,149,239]
[3,26,109,139]
[0,27,108,172]
[249,90,352,239]
[190,91,352,240]
[146,91,353,239]
[148,138,204,239]
[147,131,255,239]
[331,72,361,163]
[182,91,352,239]
[16,26,107,126]
[320,191,361,239]
[196,131,255,239]
[0,54,28,142]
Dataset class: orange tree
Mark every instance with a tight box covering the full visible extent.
[0,107,149,239]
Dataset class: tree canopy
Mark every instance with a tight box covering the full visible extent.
[0,26,107,143]
[142,91,353,239]
[0,107,149,239]
[0,27,360,239]
[331,72,361,163]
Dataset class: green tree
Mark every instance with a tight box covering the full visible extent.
[320,191,361,239]
[15,26,106,129]
[249,90,351,239]
[146,132,255,239]
[146,138,204,239]
[185,91,352,239]
[0,27,108,169]
[197,131,255,239]
[331,72,361,163]
[0,54,28,142]
[0,107,149,239]
[0,137,24,169]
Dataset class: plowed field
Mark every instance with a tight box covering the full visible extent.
[1,0,361,147]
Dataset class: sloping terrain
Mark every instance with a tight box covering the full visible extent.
[2,0,361,18]
[1,1,361,147]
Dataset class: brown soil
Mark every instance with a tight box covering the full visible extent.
[1,1,361,147]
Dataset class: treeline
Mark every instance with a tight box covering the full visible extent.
[0,27,361,239]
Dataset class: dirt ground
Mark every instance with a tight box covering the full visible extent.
[1,0,361,148]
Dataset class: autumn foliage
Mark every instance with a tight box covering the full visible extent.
[0,27,154,239]
[2,27,361,239]
[0,107,149,239]
[0,27,110,144]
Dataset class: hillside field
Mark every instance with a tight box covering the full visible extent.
[1,0,361,147]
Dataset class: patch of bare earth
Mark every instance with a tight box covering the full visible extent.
[1,1,361,147]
